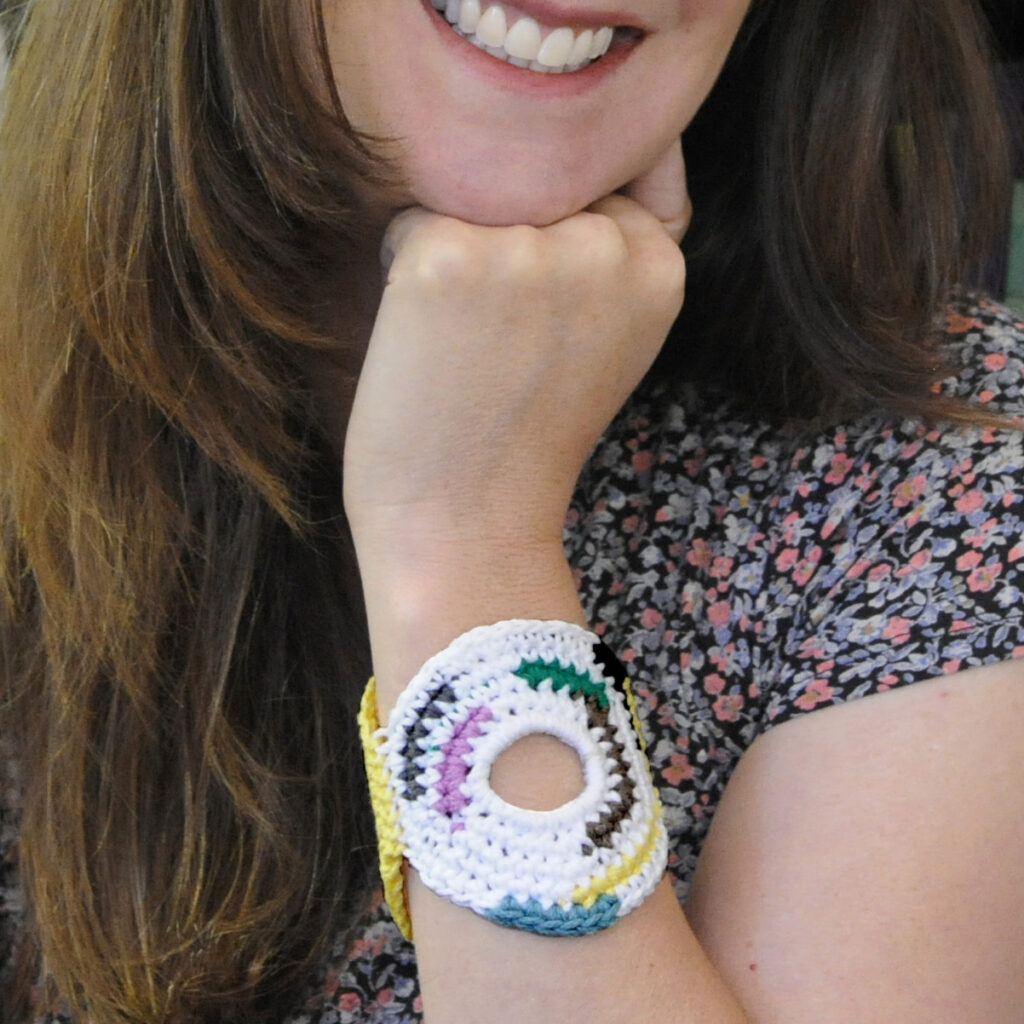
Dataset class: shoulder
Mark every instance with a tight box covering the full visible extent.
[588,295,1024,724]
[753,296,1024,724]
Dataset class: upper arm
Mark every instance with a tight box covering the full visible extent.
[685,659,1024,1023]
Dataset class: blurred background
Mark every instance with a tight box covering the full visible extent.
[979,0,1023,307]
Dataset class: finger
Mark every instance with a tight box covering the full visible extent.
[618,137,691,245]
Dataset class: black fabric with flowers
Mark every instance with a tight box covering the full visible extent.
[5,298,1024,1023]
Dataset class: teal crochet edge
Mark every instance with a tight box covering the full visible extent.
[485,894,621,936]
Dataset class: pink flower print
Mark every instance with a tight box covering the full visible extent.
[1009,544,1024,562]
[955,489,985,515]
[352,935,386,957]
[909,549,931,569]
[846,558,873,579]
[632,450,653,474]
[956,550,983,572]
[338,993,362,1013]
[641,607,663,630]
[662,753,695,786]
[797,636,827,660]
[711,555,735,579]
[979,390,995,404]
[893,473,927,508]
[775,547,798,572]
[684,452,707,476]
[825,452,855,485]
[967,561,1002,593]
[965,518,997,549]
[704,673,726,695]
[713,693,744,722]
[794,678,835,711]
[708,600,732,628]
[622,514,639,534]
[688,537,713,570]
[882,616,913,641]
[985,351,1008,371]
[792,545,823,587]
[867,563,892,583]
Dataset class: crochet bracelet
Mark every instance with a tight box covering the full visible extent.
[358,619,668,940]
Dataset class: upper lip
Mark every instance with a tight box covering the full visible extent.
[482,0,652,32]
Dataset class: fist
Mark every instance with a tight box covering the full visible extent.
[343,193,686,556]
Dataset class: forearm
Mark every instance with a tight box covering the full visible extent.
[357,539,749,1024]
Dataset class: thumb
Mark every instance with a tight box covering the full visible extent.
[619,138,691,245]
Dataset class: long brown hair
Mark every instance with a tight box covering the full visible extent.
[666,0,1012,420]
[0,1,1013,1022]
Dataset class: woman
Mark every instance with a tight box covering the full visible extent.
[0,0,1020,1021]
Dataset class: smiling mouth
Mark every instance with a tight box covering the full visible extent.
[430,0,640,74]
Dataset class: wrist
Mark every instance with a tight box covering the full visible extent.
[356,539,585,714]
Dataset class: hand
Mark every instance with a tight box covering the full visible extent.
[343,140,689,561]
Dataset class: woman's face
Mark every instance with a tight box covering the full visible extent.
[321,0,751,226]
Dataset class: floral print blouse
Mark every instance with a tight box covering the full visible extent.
[5,298,1024,1023]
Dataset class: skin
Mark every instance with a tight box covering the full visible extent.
[319,2,1024,1021]
[322,0,750,226]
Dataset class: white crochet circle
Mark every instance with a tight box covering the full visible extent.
[381,621,667,925]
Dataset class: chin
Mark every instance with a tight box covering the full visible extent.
[410,168,616,228]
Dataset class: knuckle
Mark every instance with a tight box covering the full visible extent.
[394,219,479,286]
[499,225,546,277]
[643,247,687,313]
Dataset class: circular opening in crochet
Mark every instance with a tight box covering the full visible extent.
[488,732,586,811]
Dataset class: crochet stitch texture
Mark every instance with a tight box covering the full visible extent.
[358,620,668,939]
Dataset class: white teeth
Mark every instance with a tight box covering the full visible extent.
[475,5,508,47]
[536,26,574,67]
[458,0,481,32]
[589,25,614,58]
[503,17,543,61]
[568,28,595,66]
[436,0,622,75]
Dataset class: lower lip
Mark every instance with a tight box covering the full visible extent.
[419,0,638,97]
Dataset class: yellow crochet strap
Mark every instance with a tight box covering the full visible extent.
[622,675,647,755]
[358,677,413,941]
